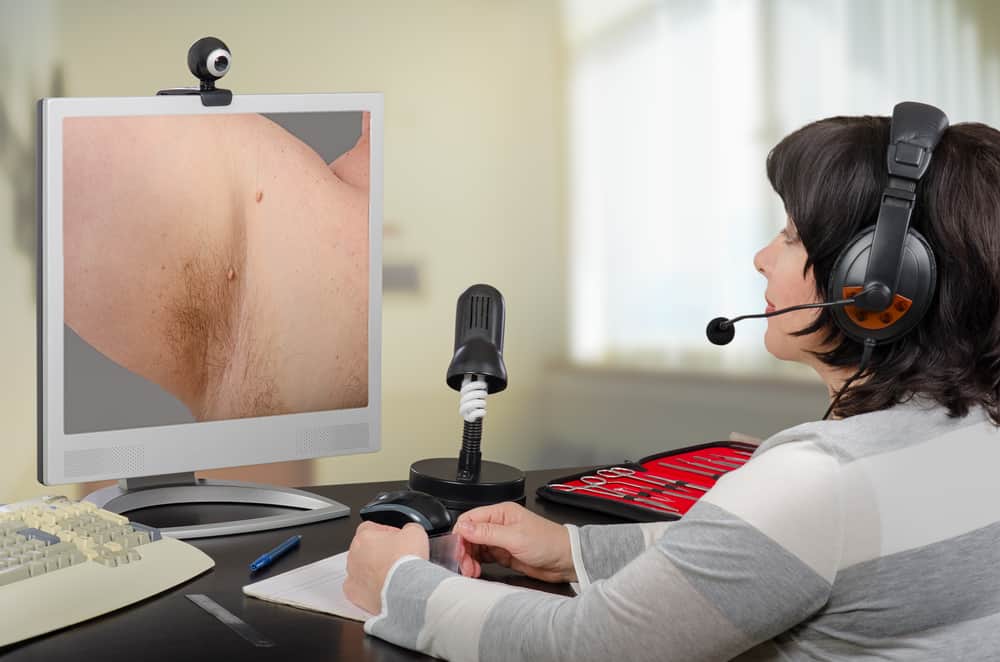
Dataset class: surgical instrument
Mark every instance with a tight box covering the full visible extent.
[600,467,710,493]
[678,458,739,474]
[692,455,743,469]
[657,460,724,480]
[581,475,698,503]
[550,483,680,513]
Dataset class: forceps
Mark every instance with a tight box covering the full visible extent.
[550,483,679,513]
[600,467,710,493]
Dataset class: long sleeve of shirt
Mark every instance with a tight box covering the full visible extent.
[364,440,842,661]
[565,520,674,588]
[365,402,1000,660]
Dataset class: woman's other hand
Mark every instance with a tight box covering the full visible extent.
[454,502,576,584]
[344,521,429,614]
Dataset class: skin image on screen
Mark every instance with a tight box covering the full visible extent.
[62,111,370,433]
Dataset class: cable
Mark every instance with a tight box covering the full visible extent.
[823,338,877,421]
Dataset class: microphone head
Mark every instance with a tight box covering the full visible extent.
[446,284,508,393]
[706,317,735,345]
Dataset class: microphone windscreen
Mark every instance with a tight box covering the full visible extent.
[447,284,508,393]
[706,317,735,345]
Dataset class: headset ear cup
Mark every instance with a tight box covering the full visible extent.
[828,227,937,345]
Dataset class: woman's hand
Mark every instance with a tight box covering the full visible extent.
[344,521,429,614]
[455,502,576,584]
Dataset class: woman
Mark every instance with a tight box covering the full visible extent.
[345,113,1000,660]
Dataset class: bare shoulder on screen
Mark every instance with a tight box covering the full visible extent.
[62,112,369,422]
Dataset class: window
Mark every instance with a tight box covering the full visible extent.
[566,0,1000,375]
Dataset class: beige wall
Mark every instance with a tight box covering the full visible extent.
[0,0,838,506]
[0,0,63,502]
[0,0,568,500]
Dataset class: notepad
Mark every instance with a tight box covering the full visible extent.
[242,551,373,622]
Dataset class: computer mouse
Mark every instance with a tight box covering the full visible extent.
[359,489,453,536]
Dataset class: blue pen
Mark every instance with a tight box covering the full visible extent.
[250,534,302,572]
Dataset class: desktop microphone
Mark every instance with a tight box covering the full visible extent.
[706,298,857,345]
[409,284,525,512]
[445,285,508,480]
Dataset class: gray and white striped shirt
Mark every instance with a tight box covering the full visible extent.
[365,399,1000,660]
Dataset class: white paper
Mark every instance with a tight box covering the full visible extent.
[242,551,373,622]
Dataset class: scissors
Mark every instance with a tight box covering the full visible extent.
[550,483,679,513]
[600,466,710,493]
[583,475,699,503]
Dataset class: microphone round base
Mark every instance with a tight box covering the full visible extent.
[409,458,526,513]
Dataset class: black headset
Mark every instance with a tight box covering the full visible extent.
[827,101,949,346]
[706,102,950,418]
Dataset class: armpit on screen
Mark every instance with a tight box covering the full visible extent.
[61,111,370,434]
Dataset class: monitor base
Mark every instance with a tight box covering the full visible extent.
[84,473,349,539]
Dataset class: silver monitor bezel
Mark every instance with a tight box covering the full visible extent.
[37,92,383,485]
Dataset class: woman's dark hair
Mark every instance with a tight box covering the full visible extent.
[766,116,1000,424]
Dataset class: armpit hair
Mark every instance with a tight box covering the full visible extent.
[164,240,284,421]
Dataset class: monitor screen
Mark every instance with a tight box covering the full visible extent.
[38,94,383,484]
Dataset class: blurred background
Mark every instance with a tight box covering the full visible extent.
[2,0,999,503]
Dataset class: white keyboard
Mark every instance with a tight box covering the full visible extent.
[0,496,214,647]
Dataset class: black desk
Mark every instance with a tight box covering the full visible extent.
[5,468,627,661]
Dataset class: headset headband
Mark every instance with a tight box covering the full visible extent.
[854,101,949,312]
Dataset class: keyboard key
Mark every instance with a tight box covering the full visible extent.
[17,528,60,545]
[96,511,128,526]
[129,523,161,542]
[43,542,77,557]
[0,565,29,586]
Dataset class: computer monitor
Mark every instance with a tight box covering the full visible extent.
[37,93,383,537]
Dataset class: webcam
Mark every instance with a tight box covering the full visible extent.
[188,37,231,83]
[158,36,234,106]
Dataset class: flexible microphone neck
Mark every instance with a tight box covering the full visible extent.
[706,298,856,345]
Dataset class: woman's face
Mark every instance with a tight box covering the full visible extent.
[753,216,825,362]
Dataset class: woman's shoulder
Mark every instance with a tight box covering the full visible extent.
[754,397,991,465]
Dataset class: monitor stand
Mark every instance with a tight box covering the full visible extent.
[84,473,350,539]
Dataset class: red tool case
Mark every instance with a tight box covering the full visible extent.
[535,441,757,522]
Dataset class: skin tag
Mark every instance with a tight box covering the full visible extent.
[186,593,275,647]
[428,533,461,573]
